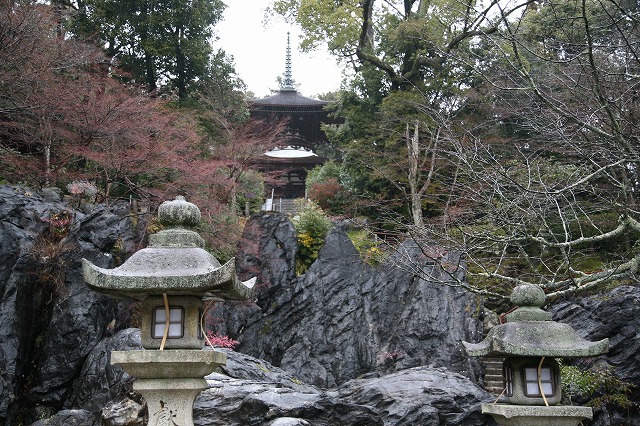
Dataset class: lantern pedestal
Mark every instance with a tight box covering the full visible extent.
[482,403,592,426]
[111,349,226,426]
[135,378,206,426]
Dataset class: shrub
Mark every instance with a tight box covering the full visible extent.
[306,161,353,216]
[308,178,352,215]
[293,202,332,275]
[31,210,76,294]
[348,228,386,266]
[205,331,239,349]
[67,180,97,205]
[305,160,342,191]
[561,363,635,411]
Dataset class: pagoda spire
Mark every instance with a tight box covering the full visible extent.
[281,32,296,91]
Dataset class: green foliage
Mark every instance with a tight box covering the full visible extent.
[71,0,227,98]
[519,0,608,60]
[193,51,250,145]
[270,0,361,53]
[305,161,342,191]
[236,169,265,214]
[561,364,635,411]
[308,178,353,216]
[292,202,332,275]
[348,228,386,266]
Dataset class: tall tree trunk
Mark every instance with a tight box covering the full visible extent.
[44,143,51,186]
[140,0,157,93]
[407,123,424,228]
[175,23,186,99]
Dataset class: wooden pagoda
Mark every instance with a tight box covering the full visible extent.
[249,33,336,201]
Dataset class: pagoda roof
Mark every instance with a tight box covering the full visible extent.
[250,89,328,107]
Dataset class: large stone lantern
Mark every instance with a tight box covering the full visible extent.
[463,285,608,426]
[83,196,254,426]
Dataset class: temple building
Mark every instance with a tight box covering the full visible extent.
[249,33,337,202]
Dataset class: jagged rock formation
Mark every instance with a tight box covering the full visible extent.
[0,186,140,425]
[2,186,639,426]
[227,214,485,388]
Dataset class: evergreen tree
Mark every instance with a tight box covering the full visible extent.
[71,0,226,99]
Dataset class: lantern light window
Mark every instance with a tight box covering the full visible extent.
[523,366,555,397]
[152,307,185,339]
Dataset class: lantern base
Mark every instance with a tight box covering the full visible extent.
[134,377,206,426]
[482,403,592,426]
[111,349,226,426]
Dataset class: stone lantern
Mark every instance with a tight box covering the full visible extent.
[82,196,254,426]
[463,285,608,426]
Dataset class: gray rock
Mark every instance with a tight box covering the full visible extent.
[216,348,317,394]
[7,190,639,426]
[67,328,141,414]
[236,213,298,291]
[227,214,484,387]
[28,409,96,426]
[0,185,140,425]
[99,397,145,426]
[39,187,63,203]
[60,344,493,426]
[268,418,310,426]
[193,349,494,426]
[551,286,640,388]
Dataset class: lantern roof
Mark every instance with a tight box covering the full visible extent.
[82,196,255,301]
[463,285,608,358]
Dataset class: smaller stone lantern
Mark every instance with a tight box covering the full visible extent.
[463,285,608,426]
[83,196,254,426]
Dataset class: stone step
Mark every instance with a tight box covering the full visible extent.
[263,198,302,215]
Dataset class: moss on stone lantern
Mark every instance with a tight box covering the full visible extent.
[463,285,608,426]
[82,196,255,426]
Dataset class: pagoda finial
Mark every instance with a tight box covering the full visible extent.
[281,32,296,91]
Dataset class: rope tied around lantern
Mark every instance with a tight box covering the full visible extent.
[538,356,549,407]
[159,292,170,350]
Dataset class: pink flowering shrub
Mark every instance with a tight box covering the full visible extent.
[205,331,239,349]
[67,180,97,198]
[67,180,98,207]
[378,350,405,365]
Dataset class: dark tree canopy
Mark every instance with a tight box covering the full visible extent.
[71,0,226,98]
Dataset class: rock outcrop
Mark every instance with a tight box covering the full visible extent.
[227,214,484,388]
[0,185,140,425]
[59,328,495,426]
[4,186,638,426]
[196,350,492,426]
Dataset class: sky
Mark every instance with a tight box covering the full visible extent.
[213,1,343,98]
